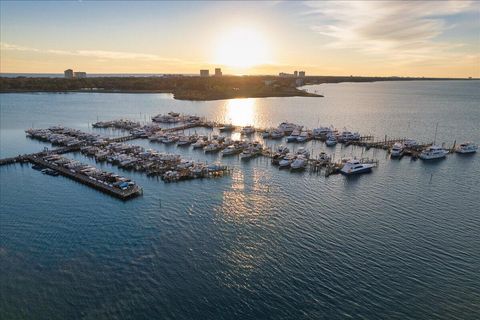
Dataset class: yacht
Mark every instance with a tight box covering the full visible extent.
[270,129,284,139]
[340,159,374,175]
[192,139,207,149]
[455,142,478,154]
[296,131,310,143]
[241,126,255,135]
[290,156,307,171]
[419,145,448,160]
[278,122,299,135]
[313,127,332,139]
[221,145,243,156]
[325,135,337,146]
[219,124,235,132]
[279,153,296,168]
[340,131,361,142]
[404,139,418,148]
[286,128,301,142]
[390,142,405,157]
[204,142,221,153]
[177,136,192,146]
[161,135,179,144]
[296,147,310,159]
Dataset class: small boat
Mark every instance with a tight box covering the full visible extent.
[419,145,448,160]
[177,136,192,146]
[279,153,296,169]
[318,152,331,162]
[325,135,337,146]
[204,142,222,153]
[261,130,271,138]
[161,135,179,144]
[270,129,284,139]
[296,131,310,143]
[404,139,418,148]
[192,139,207,149]
[286,129,301,142]
[340,159,374,175]
[456,142,478,154]
[296,147,310,159]
[219,124,235,132]
[290,156,307,171]
[221,145,243,156]
[241,126,255,135]
[32,164,44,171]
[390,142,405,157]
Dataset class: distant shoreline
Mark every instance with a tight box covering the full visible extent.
[0,75,474,101]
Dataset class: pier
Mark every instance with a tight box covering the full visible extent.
[27,155,142,200]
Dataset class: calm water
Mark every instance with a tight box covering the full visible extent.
[1,81,479,319]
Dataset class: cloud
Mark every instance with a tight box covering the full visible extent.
[1,42,189,64]
[304,1,478,64]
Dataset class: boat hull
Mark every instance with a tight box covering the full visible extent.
[340,167,372,175]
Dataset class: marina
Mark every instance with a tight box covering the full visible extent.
[1,81,479,320]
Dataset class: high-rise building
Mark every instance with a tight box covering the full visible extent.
[215,68,222,77]
[200,69,210,77]
[74,72,87,79]
[294,71,298,77]
[64,69,74,79]
[299,71,306,77]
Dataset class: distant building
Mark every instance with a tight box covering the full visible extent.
[294,71,298,77]
[295,78,304,86]
[74,72,87,79]
[200,69,210,77]
[299,71,305,77]
[279,72,293,77]
[214,68,222,77]
[64,69,74,79]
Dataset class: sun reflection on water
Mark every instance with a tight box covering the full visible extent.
[224,98,257,127]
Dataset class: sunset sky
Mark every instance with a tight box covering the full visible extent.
[1,1,479,77]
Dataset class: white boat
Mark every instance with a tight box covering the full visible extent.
[192,139,207,149]
[270,129,284,139]
[419,145,448,160]
[340,159,374,175]
[279,154,296,168]
[456,142,477,154]
[325,135,337,146]
[161,135,178,144]
[286,129,301,142]
[404,139,418,148]
[177,136,192,146]
[296,147,310,159]
[278,122,300,135]
[221,145,242,156]
[296,131,310,143]
[290,156,307,170]
[218,124,235,132]
[204,142,221,153]
[390,142,405,157]
[241,126,255,135]
[340,131,361,141]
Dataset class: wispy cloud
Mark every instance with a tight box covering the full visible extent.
[0,42,189,64]
[303,1,478,64]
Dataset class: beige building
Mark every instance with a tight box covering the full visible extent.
[200,69,209,77]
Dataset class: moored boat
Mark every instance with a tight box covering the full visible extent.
[455,142,477,154]
[340,159,374,175]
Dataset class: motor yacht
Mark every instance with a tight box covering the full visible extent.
[296,147,310,159]
[221,145,243,156]
[455,142,477,154]
[296,131,310,143]
[279,153,296,168]
[286,129,301,142]
[325,135,337,146]
[241,126,255,135]
[419,145,448,160]
[204,142,222,153]
[290,156,307,171]
[390,142,405,157]
[340,159,374,175]
[219,124,235,132]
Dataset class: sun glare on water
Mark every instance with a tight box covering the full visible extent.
[215,27,269,70]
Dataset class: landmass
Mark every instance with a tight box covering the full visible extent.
[0,75,471,101]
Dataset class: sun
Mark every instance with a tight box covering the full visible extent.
[214,27,269,70]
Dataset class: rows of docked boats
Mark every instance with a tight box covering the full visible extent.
[256,122,362,146]
[388,140,477,160]
[80,142,228,181]
[152,112,202,124]
[39,154,139,191]
[26,127,108,147]
[92,119,141,130]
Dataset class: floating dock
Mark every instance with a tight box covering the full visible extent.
[27,155,142,200]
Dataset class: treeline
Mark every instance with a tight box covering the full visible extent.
[0,75,285,92]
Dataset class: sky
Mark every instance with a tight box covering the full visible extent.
[1,0,479,77]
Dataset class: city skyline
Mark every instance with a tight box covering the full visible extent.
[1,1,479,77]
